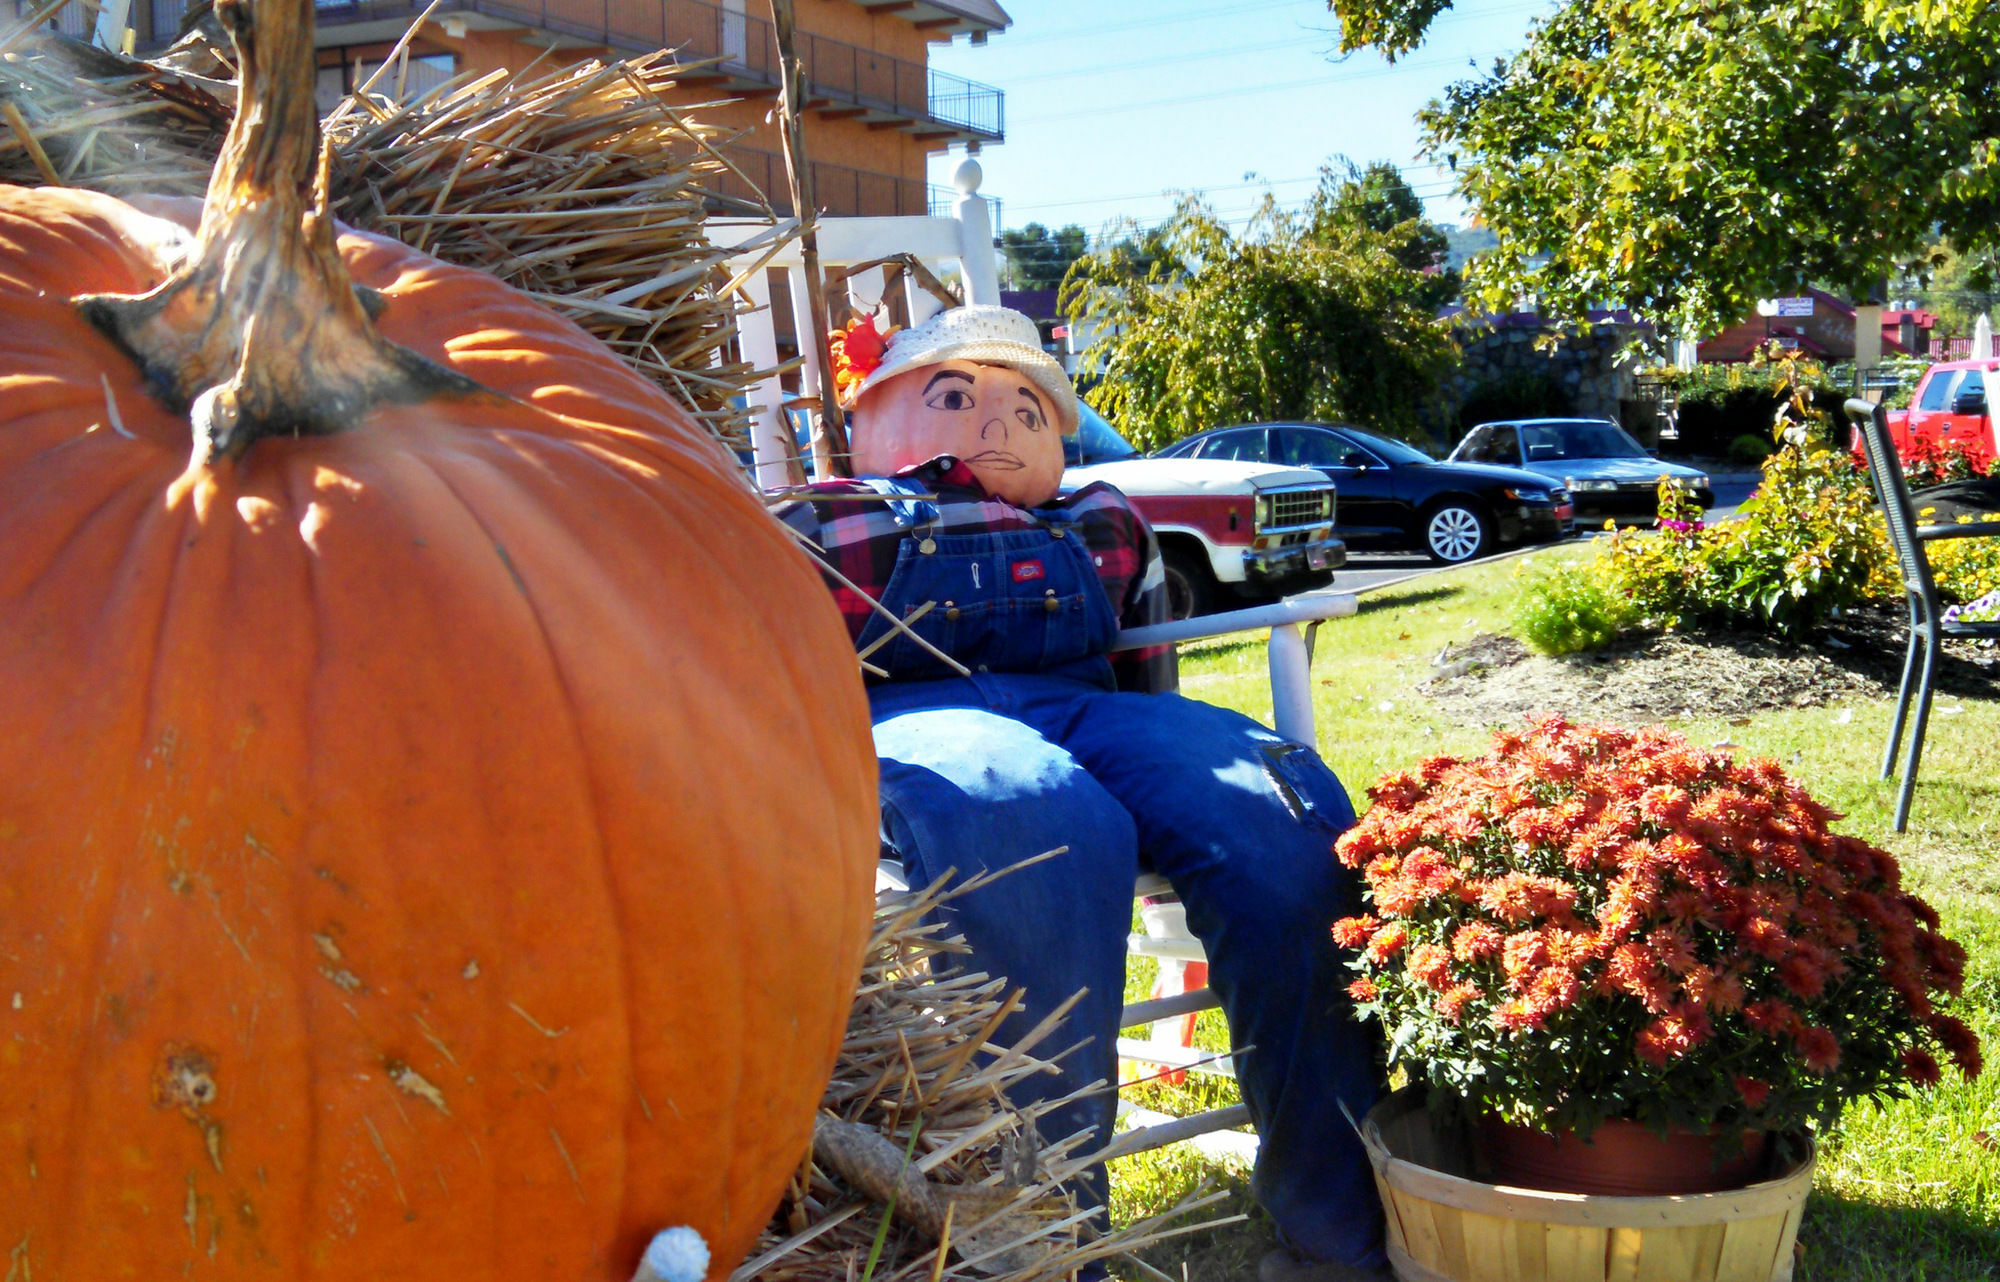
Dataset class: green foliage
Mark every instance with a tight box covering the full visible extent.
[997,222,1088,292]
[1599,448,1897,638]
[1060,165,1459,450]
[1872,355,1936,412]
[1652,356,1846,458]
[1456,370,1568,435]
[1511,564,1633,655]
[1323,0,2000,336]
[1728,434,1775,465]
[1920,239,2000,339]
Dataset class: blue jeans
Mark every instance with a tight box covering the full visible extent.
[871,670,1384,1267]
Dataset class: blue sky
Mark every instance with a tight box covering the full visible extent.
[926,0,1556,238]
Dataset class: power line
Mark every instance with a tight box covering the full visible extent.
[991,0,1310,50]
[1009,49,1476,127]
[997,171,1461,218]
[1003,35,1313,86]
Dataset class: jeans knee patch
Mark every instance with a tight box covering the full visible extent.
[1258,742,1357,836]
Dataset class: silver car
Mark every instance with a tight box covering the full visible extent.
[1450,418,1713,522]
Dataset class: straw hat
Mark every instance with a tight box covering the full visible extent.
[848,305,1078,435]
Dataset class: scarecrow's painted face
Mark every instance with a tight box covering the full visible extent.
[849,359,1066,507]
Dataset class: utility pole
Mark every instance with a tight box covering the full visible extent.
[767,0,851,478]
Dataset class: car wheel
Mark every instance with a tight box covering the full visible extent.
[1422,501,1492,564]
[1160,546,1214,620]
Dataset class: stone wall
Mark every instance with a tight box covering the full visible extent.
[1438,318,1657,442]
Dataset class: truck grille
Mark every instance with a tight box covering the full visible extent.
[1264,488,1332,529]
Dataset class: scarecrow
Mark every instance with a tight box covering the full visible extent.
[776,306,1387,1282]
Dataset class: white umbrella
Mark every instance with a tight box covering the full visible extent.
[1975,313,1994,360]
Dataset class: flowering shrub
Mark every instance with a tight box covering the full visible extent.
[1596,447,1895,638]
[1917,506,2000,606]
[1333,717,1981,1139]
[1902,434,1993,488]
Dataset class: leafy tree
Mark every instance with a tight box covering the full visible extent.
[1920,240,1999,338]
[1307,160,1457,311]
[997,222,1088,291]
[1324,1,2000,335]
[1059,167,1458,450]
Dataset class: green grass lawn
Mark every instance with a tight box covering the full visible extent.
[1109,549,2000,1282]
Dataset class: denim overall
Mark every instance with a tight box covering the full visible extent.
[863,515,1385,1268]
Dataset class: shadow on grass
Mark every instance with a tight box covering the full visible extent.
[1800,1191,2000,1281]
[1357,585,1463,614]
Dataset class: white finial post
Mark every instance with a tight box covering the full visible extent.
[953,157,1001,306]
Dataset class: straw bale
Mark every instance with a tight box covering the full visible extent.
[746,871,1232,1282]
[0,13,777,445]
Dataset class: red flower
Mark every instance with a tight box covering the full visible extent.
[1502,931,1550,986]
[1796,1025,1842,1074]
[1901,1047,1942,1087]
[1685,966,1746,1015]
[1744,998,1799,1037]
[1408,943,1454,991]
[1435,983,1479,1024]
[1735,1076,1772,1107]
[829,317,892,403]
[1347,977,1379,1002]
[1365,923,1409,965]
[1930,1014,1985,1078]
[1647,926,1697,976]
[1452,922,1504,963]
[1739,916,1792,962]
[1331,915,1378,950]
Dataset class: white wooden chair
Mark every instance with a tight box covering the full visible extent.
[708,181,1357,1161]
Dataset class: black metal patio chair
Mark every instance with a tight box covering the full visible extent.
[1844,398,2000,831]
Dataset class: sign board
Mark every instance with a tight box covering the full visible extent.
[1772,296,1815,317]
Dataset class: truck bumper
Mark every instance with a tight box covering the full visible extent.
[1244,536,1346,585]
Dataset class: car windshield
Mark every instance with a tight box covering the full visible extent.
[1067,403,1140,465]
[1518,420,1650,461]
[1338,425,1436,466]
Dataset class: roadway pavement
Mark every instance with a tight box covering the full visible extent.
[1328,474,1762,595]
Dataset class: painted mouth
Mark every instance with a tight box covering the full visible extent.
[964,451,1025,470]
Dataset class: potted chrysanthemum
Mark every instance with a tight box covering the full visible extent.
[1333,716,1980,1214]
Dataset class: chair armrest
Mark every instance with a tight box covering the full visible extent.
[1917,520,2000,542]
[1109,590,1358,652]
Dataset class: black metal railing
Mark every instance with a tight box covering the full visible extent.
[722,146,926,219]
[127,0,1003,140]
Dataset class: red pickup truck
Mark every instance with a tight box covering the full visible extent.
[1870,359,1998,470]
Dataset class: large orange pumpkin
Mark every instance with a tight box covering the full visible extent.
[0,2,877,1277]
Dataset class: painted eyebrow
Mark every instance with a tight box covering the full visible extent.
[924,369,976,392]
[1016,385,1045,411]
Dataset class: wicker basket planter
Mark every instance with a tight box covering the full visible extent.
[1360,1091,1815,1282]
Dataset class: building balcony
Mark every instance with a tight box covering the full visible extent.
[129,0,1003,145]
[721,146,929,219]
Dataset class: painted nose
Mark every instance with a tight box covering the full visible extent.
[980,416,1008,441]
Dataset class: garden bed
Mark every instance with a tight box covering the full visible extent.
[1420,606,2000,727]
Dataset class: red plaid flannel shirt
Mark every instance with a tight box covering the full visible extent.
[773,456,1176,693]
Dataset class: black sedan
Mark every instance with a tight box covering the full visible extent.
[1155,422,1575,562]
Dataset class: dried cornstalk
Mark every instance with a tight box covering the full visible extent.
[745,871,1235,1282]
[0,17,784,446]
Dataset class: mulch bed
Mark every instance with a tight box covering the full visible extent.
[1420,605,2000,728]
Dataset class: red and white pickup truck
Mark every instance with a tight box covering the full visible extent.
[1062,406,1345,619]
[1871,359,1997,469]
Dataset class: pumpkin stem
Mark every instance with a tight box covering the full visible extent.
[75,0,481,463]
